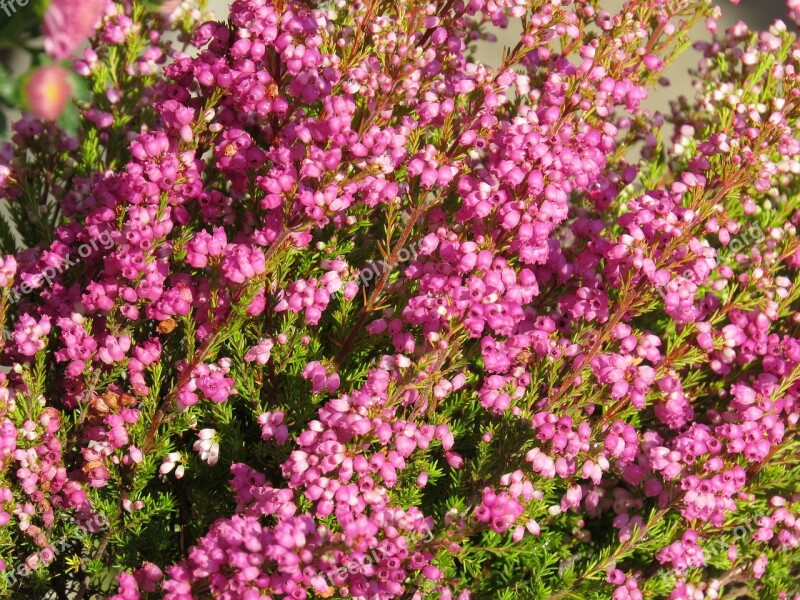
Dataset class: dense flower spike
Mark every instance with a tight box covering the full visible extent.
[1,0,800,598]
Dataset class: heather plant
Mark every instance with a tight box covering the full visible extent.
[1,0,800,599]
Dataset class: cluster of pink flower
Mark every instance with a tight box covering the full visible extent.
[1,0,800,598]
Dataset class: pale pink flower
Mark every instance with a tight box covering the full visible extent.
[23,66,71,122]
[43,0,107,60]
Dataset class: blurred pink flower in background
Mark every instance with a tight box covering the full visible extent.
[790,0,800,26]
[43,0,106,60]
[159,0,183,16]
[23,66,71,121]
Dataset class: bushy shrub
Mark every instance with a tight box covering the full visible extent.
[0,0,799,598]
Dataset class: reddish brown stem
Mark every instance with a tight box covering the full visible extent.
[334,205,426,366]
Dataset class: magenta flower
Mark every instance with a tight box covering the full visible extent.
[4,0,800,598]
